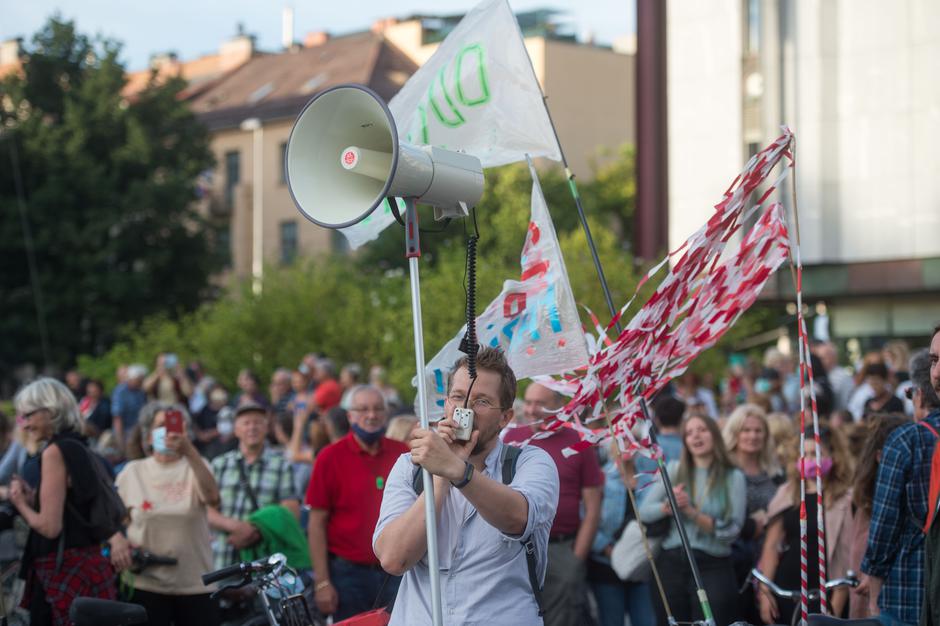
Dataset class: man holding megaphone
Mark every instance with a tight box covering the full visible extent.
[373,347,559,624]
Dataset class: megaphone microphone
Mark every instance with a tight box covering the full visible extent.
[284,83,485,626]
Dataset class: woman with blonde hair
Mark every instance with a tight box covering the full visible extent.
[757,421,855,623]
[640,414,746,626]
[723,404,784,614]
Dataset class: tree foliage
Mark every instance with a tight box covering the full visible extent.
[0,17,217,379]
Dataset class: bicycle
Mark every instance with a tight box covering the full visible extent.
[71,553,323,626]
[202,553,319,626]
[749,568,867,626]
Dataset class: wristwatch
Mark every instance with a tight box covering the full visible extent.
[451,460,474,489]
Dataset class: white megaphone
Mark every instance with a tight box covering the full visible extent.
[285,84,484,229]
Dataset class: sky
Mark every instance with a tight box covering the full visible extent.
[3,0,636,70]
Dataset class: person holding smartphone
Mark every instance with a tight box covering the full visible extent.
[116,402,221,626]
[143,354,194,406]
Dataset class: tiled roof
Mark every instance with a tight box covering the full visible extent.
[188,32,416,131]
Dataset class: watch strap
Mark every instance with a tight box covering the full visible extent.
[451,460,474,489]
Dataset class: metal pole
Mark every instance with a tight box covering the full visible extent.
[8,135,52,369]
[530,45,716,626]
[241,117,264,294]
[640,398,716,626]
[403,198,444,626]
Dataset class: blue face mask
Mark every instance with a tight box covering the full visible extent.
[351,423,386,445]
[151,427,176,456]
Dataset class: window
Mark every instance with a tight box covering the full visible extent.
[224,150,240,210]
[280,220,298,265]
[215,224,232,269]
[279,142,288,185]
[745,0,761,54]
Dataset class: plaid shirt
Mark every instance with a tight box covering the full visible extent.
[211,446,298,568]
[861,410,940,624]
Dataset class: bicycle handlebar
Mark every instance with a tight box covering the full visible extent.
[750,568,859,601]
[202,553,288,586]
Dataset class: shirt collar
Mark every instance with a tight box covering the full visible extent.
[482,438,504,475]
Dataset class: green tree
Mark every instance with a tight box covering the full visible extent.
[0,17,217,378]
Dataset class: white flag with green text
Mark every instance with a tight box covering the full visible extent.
[340,0,559,248]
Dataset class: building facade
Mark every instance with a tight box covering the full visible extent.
[666,0,940,346]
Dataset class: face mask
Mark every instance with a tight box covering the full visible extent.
[796,457,833,479]
[151,427,177,456]
[351,423,386,445]
[217,418,234,436]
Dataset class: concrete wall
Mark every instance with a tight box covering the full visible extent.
[666,0,744,252]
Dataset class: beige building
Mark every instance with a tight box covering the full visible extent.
[138,11,634,283]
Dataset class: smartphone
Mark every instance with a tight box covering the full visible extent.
[165,409,184,434]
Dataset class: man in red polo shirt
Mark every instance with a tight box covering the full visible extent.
[306,384,408,620]
[503,382,603,626]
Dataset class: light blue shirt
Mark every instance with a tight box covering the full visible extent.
[373,440,559,626]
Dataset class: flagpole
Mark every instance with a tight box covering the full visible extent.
[512,18,714,625]
[403,198,445,626]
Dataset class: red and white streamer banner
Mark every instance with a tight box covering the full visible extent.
[544,130,796,457]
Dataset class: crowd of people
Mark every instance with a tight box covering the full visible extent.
[0,326,938,626]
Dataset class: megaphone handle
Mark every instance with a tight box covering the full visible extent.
[403,197,421,259]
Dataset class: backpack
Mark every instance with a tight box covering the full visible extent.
[918,421,940,533]
[411,445,545,617]
[57,438,126,543]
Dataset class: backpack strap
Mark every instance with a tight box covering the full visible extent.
[411,443,543,616]
[920,421,940,533]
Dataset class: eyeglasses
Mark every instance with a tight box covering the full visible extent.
[350,406,386,415]
[18,408,48,421]
[446,394,506,412]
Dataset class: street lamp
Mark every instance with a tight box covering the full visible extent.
[240,117,263,294]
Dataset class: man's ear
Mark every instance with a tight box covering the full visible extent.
[500,408,514,429]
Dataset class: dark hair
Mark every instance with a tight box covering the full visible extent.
[863,362,889,380]
[447,347,517,411]
[653,395,686,428]
[910,349,940,409]
[325,406,349,438]
[853,414,908,514]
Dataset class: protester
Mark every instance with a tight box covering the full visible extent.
[639,414,746,626]
[673,372,719,420]
[143,353,194,405]
[504,382,603,626]
[310,359,343,414]
[232,369,267,408]
[850,415,907,618]
[269,368,294,415]
[849,353,885,421]
[288,369,313,420]
[722,403,782,619]
[634,395,685,486]
[64,369,86,400]
[116,402,221,625]
[921,328,940,626]
[11,378,129,625]
[374,347,559,624]
[813,341,855,412]
[862,362,905,419]
[758,422,855,623]
[323,406,350,442]
[112,363,148,446]
[339,363,363,410]
[194,384,232,458]
[588,440,655,626]
[860,328,940,626]
[80,378,112,437]
[369,365,402,410]
[306,385,409,620]
[207,404,299,569]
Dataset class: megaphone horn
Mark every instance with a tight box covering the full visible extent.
[285,84,484,229]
